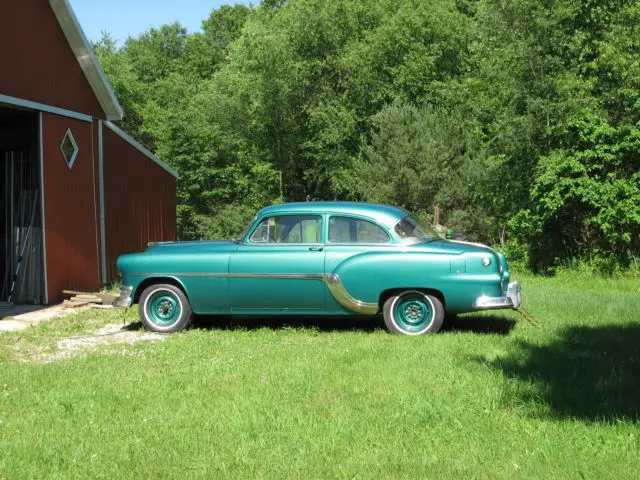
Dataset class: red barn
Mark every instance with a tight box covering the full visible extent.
[0,0,177,305]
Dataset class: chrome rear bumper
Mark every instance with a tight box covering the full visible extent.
[473,281,521,310]
[113,286,133,308]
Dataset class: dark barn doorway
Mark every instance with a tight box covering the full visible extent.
[0,107,44,305]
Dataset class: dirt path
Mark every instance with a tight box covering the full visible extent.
[0,304,83,332]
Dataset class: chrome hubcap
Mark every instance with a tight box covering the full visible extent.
[394,293,434,332]
[404,303,424,322]
[147,291,181,327]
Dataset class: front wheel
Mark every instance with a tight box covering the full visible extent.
[139,284,193,333]
[383,291,444,335]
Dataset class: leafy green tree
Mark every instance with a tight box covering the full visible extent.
[512,115,640,271]
[184,4,253,79]
[93,34,147,142]
[91,0,640,269]
[355,102,490,235]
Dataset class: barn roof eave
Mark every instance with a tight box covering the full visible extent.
[49,0,124,121]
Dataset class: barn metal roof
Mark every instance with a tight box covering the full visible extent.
[48,0,124,121]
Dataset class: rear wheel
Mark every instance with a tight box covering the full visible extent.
[383,290,444,335]
[139,284,193,333]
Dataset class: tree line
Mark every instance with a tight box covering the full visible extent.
[94,0,640,272]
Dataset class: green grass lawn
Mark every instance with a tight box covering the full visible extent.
[1,275,639,479]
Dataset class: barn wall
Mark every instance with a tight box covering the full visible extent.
[0,0,105,119]
[41,112,101,301]
[102,127,177,281]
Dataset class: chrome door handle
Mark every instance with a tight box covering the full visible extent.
[309,246,324,252]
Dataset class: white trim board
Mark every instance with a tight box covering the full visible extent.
[48,0,123,121]
[38,113,50,304]
[0,94,93,122]
[104,122,179,178]
[98,121,107,284]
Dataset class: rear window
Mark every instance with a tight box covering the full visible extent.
[328,216,390,244]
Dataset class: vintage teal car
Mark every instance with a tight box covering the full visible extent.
[114,202,521,335]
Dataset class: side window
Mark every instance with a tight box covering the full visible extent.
[249,215,322,244]
[328,216,390,244]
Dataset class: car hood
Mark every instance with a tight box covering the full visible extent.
[144,240,238,254]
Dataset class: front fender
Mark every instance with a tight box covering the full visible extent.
[116,250,232,314]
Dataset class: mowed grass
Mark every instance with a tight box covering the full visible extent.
[0,275,639,479]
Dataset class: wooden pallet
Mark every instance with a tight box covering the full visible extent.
[61,291,117,308]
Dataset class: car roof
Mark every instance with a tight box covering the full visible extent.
[256,202,409,228]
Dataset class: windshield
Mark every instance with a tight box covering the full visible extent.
[394,215,439,244]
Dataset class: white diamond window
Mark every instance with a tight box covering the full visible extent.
[60,129,79,169]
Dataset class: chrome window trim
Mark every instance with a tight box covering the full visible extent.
[239,242,326,248]
[324,243,399,248]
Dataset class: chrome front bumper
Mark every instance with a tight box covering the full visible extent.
[113,286,133,308]
[473,281,521,310]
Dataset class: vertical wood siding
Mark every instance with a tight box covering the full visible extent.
[41,112,101,300]
[0,0,105,118]
[103,128,177,281]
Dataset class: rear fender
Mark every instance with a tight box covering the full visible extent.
[332,251,452,305]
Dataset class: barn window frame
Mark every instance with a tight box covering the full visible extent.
[60,128,79,169]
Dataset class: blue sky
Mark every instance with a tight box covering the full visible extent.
[68,0,252,43]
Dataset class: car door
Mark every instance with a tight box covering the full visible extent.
[228,214,326,312]
[323,214,394,312]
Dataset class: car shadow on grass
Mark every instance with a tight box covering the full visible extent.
[191,314,386,332]
[186,313,516,335]
[443,314,517,335]
[486,324,640,422]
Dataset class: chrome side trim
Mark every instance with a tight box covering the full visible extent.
[473,281,521,310]
[133,273,228,278]
[229,273,325,280]
[130,272,379,314]
[324,274,379,315]
[133,273,324,280]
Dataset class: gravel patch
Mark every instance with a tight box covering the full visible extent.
[42,324,166,363]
